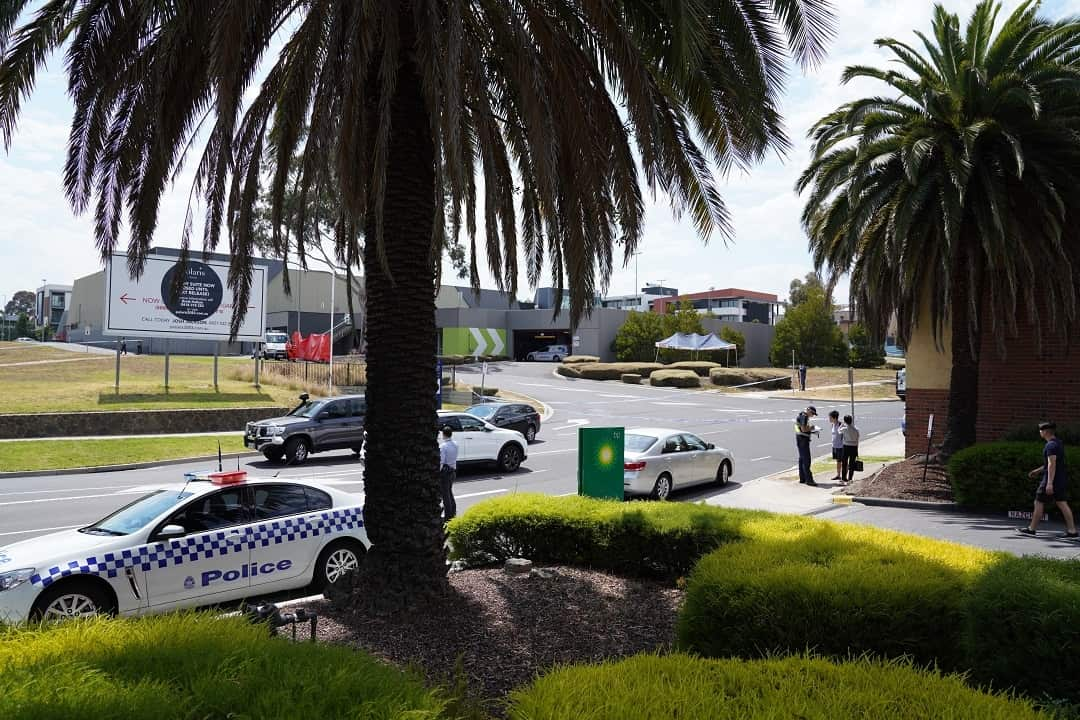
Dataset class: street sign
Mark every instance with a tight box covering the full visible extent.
[577,427,625,500]
[436,359,443,410]
[572,335,581,348]
[927,414,935,439]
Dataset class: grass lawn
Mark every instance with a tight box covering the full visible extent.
[0,435,249,472]
[785,382,901,402]
[0,348,302,413]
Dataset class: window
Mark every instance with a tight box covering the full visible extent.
[252,484,311,520]
[165,488,248,533]
[349,397,366,417]
[458,415,487,432]
[681,434,707,451]
[625,434,657,453]
[322,401,349,419]
[304,487,333,511]
[662,437,681,454]
[439,416,462,432]
[83,490,194,536]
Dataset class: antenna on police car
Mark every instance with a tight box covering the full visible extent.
[217,441,223,472]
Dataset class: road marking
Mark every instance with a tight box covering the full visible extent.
[0,490,144,507]
[554,492,577,497]
[529,448,576,455]
[0,524,82,537]
[651,401,703,407]
[519,383,594,393]
[0,484,133,497]
[749,456,771,462]
[553,419,590,432]
[457,488,509,499]
[867,431,881,437]
[598,393,645,399]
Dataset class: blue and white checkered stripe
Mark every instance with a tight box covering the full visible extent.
[30,506,364,588]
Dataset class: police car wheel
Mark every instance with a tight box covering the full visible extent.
[285,437,310,464]
[315,541,366,589]
[31,580,114,622]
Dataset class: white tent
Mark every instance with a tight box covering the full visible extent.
[654,332,737,364]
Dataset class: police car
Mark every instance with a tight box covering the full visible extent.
[0,471,368,623]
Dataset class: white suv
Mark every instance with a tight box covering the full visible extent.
[437,411,528,472]
[526,344,568,362]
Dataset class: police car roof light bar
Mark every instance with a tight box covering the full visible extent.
[209,470,247,485]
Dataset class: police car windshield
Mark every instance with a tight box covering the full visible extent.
[82,490,194,536]
[288,400,324,418]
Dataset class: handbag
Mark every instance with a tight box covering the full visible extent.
[852,459,864,472]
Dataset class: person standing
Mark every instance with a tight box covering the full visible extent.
[841,415,860,485]
[120,337,127,356]
[829,410,844,482]
[795,406,818,486]
[438,426,459,523]
[798,363,807,391]
[1018,422,1078,539]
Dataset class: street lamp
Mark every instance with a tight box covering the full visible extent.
[40,278,46,342]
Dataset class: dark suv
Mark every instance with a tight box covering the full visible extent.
[464,402,542,442]
[245,394,366,464]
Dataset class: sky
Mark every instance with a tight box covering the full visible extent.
[2,0,1079,310]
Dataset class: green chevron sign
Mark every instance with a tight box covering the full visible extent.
[442,327,507,356]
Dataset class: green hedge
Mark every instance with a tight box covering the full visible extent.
[446,494,760,578]
[556,362,664,380]
[0,613,447,719]
[666,361,721,377]
[965,556,1080,704]
[562,355,600,364]
[649,369,701,388]
[948,442,1080,514]
[1000,423,1080,445]
[507,654,1045,720]
[471,386,499,396]
[709,368,791,389]
[676,516,1000,669]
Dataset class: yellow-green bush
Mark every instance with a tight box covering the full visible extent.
[620,373,641,384]
[665,361,721,377]
[649,369,701,387]
[709,367,791,389]
[676,517,1001,669]
[0,614,447,720]
[562,355,600,364]
[446,493,761,577]
[557,362,664,380]
[507,654,1045,720]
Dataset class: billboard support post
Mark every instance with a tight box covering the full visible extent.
[254,354,261,389]
[164,340,170,391]
[213,343,219,391]
[114,338,121,392]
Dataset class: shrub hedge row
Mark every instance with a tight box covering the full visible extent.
[948,442,1080,513]
[1000,423,1080,445]
[0,614,446,719]
[649,369,701,387]
[708,368,791,389]
[561,355,600,364]
[665,361,721,377]
[507,654,1045,720]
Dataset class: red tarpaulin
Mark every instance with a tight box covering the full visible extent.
[287,331,331,363]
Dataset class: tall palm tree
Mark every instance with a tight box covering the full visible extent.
[798,0,1080,459]
[1,1,832,603]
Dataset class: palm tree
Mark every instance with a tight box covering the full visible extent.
[1,1,832,604]
[798,0,1080,459]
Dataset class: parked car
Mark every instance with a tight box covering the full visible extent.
[622,428,734,501]
[526,344,568,362]
[437,411,528,472]
[245,394,365,464]
[14,337,36,343]
[464,402,542,442]
[0,473,367,623]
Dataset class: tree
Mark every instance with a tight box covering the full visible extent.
[14,312,32,338]
[769,287,844,367]
[613,311,665,362]
[788,272,825,307]
[847,324,884,369]
[0,0,833,605]
[4,290,33,317]
[659,300,706,362]
[719,327,746,366]
[798,1,1080,457]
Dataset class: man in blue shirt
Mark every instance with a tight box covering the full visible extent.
[439,426,459,523]
[1018,422,1077,539]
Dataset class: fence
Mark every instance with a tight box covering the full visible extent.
[260,359,367,390]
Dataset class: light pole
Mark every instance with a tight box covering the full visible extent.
[631,251,642,309]
[40,279,46,342]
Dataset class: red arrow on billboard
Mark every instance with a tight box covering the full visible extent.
[119,293,133,304]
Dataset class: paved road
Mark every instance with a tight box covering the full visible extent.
[0,361,902,544]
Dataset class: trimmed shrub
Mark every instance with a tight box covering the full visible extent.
[437,354,467,366]
[562,355,600,364]
[965,555,1080,704]
[666,361,721,377]
[555,364,582,378]
[507,654,1044,720]
[949,442,1080,514]
[676,516,1000,669]
[472,386,499,396]
[649,369,701,388]
[621,373,641,384]
[446,493,761,578]
[0,613,446,719]
[709,368,791,389]
[574,362,665,380]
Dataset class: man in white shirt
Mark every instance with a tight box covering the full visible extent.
[439,426,459,522]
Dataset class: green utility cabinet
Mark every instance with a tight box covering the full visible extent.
[577,427,625,500]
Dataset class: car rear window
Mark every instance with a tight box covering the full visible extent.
[304,487,333,511]
[625,434,657,453]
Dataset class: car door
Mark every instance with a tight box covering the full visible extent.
[347,396,367,448]
[680,433,712,485]
[456,414,494,461]
[658,434,684,486]
[145,487,252,610]
[314,399,354,450]
[247,483,322,590]
[491,405,518,432]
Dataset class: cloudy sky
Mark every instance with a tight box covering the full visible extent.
[2,0,1078,310]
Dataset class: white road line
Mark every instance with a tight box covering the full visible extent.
[0,484,133,497]
[529,448,576,455]
[0,524,82,537]
[0,490,144,507]
[598,393,645,399]
[651,402,703,407]
[696,430,730,436]
[866,431,881,437]
[518,383,594,393]
[554,491,577,496]
[456,488,509,499]
[749,456,771,462]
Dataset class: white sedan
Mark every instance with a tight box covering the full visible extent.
[623,428,734,500]
[0,472,368,624]
[437,410,528,472]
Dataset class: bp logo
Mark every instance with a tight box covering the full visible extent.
[184,576,195,590]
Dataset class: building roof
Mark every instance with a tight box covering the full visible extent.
[651,288,779,313]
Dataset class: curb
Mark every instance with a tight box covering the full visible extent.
[764,394,903,404]
[0,451,262,479]
[848,496,960,511]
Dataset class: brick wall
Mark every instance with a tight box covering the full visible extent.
[0,407,288,440]
[905,388,949,456]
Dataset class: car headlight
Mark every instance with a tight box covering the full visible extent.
[0,568,36,592]
[267,425,286,435]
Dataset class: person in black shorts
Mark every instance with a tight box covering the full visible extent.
[1017,422,1077,540]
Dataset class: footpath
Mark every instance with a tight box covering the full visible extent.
[706,428,1080,560]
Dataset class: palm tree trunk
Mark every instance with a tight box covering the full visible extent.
[350,18,448,607]
[939,256,982,459]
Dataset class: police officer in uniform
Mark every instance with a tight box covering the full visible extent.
[795,406,819,486]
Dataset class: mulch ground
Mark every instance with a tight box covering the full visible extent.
[844,456,954,503]
[290,566,683,715]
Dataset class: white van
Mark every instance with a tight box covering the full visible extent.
[257,330,290,360]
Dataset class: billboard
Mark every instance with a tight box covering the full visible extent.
[104,253,266,341]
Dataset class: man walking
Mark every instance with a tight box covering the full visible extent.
[438,425,459,523]
[1018,422,1078,539]
[798,363,807,391]
[795,406,818,486]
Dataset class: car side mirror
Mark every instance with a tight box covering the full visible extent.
[706,443,715,450]
[156,524,186,540]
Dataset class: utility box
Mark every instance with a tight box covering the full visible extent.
[577,427,625,500]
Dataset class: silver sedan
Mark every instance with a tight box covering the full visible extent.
[622,427,734,501]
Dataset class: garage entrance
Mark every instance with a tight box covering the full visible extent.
[512,329,571,361]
